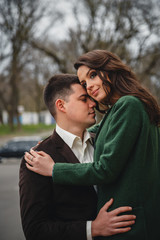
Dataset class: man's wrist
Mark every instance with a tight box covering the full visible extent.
[91,219,99,237]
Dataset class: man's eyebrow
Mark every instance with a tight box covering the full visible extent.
[78,94,89,98]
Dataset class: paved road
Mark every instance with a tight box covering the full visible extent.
[0,130,53,239]
[0,159,25,240]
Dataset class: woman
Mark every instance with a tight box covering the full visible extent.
[25,50,160,239]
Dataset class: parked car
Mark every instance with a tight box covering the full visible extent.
[0,136,42,160]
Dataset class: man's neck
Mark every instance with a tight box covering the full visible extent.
[57,122,85,141]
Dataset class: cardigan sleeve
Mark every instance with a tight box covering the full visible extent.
[53,97,145,185]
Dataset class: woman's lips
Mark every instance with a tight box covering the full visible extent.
[92,89,99,97]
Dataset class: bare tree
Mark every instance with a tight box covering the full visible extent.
[0,0,53,129]
[19,49,53,115]
[31,0,160,104]
[1,0,159,131]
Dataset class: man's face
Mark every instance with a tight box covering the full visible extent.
[64,84,96,129]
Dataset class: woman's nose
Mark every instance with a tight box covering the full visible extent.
[86,80,93,90]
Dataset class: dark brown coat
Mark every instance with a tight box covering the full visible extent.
[19,130,97,240]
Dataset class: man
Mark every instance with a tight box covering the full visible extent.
[21,74,135,240]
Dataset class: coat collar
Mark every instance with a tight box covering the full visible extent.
[50,130,80,164]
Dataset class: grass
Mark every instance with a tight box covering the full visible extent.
[0,123,55,137]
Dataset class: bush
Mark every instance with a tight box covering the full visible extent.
[0,124,55,136]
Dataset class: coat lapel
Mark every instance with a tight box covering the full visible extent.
[51,130,80,164]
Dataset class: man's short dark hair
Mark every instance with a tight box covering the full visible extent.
[44,74,80,118]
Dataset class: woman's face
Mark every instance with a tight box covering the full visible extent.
[77,65,108,103]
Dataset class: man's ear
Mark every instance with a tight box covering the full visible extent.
[55,99,66,113]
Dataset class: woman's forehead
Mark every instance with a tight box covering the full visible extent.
[77,65,92,79]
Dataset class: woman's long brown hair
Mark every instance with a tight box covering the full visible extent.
[74,49,160,126]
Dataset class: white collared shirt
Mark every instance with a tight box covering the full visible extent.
[56,124,94,240]
[56,124,94,164]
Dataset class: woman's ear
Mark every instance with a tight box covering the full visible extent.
[55,99,66,113]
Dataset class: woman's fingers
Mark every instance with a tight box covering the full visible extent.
[30,149,40,157]
[25,162,33,170]
[24,149,54,176]
[24,152,34,166]
[24,149,46,165]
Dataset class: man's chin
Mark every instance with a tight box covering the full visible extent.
[88,120,96,128]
